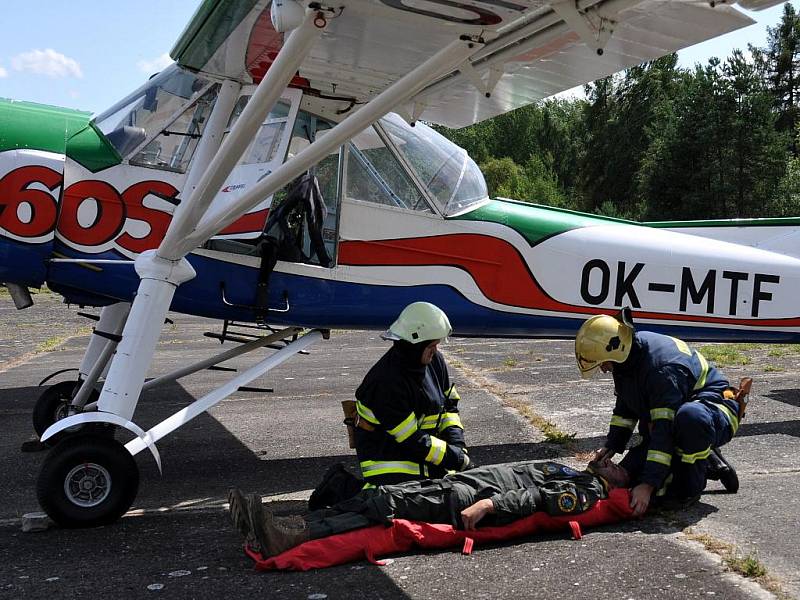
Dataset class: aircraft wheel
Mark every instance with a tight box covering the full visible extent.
[36,435,139,528]
[32,381,103,440]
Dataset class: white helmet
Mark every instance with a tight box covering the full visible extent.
[382,302,452,343]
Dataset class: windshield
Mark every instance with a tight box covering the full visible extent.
[94,64,211,159]
[378,113,488,215]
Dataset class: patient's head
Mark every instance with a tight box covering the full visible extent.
[587,456,630,489]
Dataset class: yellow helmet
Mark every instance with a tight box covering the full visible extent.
[382,302,452,343]
[575,314,634,378]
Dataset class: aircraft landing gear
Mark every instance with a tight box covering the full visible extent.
[32,381,107,446]
[36,435,139,528]
[32,381,100,438]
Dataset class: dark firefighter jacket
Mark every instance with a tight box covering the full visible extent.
[605,331,735,489]
[354,344,466,486]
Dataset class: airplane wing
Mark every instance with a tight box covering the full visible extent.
[171,0,768,128]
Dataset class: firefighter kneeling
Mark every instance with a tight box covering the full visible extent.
[309,302,471,510]
[575,309,750,516]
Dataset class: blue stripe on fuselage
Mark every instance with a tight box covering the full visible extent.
[41,249,800,342]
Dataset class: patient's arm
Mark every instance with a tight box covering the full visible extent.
[460,498,495,531]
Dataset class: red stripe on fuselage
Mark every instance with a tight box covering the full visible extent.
[339,234,568,311]
[219,209,269,236]
[338,235,800,327]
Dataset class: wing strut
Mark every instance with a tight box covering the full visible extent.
[93,9,327,424]
[416,0,638,103]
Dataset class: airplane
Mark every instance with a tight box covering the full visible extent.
[1,0,796,528]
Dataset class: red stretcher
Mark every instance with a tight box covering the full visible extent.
[246,488,634,571]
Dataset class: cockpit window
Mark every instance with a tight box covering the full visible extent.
[94,64,213,166]
[346,125,431,213]
[378,113,488,216]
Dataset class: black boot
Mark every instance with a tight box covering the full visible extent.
[308,463,363,510]
[707,448,739,493]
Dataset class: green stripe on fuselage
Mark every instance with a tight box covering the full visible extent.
[0,98,90,155]
[452,198,630,245]
[647,216,800,228]
[0,99,120,172]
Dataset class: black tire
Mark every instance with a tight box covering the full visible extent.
[33,381,105,442]
[33,381,78,438]
[36,435,139,528]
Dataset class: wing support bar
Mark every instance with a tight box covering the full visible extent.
[415,0,637,102]
[158,9,326,261]
[124,329,324,459]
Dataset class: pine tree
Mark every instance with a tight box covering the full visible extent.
[761,3,800,154]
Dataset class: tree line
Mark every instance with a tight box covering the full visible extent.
[436,3,800,221]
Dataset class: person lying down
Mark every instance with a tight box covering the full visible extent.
[228,458,630,559]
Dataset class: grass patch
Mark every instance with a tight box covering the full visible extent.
[37,335,69,352]
[504,397,576,445]
[728,553,767,578]
[0,286,9,298]
[503,357,517,368]
[698,343,758,367]
[30,285,55,295]
[35,326,92,353]
[685,531,785,597]
[767,344,800,358]
[764,365,784,372]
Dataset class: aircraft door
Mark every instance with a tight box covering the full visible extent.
[210,87,303,240]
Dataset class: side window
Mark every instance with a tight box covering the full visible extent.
[346,125,431,213]
[130,84,220,172]
[222,96,291,164]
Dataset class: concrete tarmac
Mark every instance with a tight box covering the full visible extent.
[0,295,794,599]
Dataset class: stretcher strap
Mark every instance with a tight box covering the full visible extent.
[462,537,475,555]
[569,521,582,540]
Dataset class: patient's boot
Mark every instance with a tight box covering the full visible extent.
[228,488,258,551]
[707,448,739,493]
[247,494,310,558]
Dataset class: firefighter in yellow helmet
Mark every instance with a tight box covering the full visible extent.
[575,312,742,516]
[308,302,470,510]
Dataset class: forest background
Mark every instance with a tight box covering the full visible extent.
[435,3,800,222]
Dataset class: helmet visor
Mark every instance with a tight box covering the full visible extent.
[577,354,601,379]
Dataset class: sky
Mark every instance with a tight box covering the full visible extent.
[0,0,798,115]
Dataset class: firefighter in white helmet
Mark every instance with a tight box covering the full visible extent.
[309,302,470,510]
[575,311,743,516]
[358,302,469,477]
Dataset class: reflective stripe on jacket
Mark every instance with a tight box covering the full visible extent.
[354,347,467,485]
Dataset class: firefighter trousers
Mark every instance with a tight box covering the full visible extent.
[621,398,735,498]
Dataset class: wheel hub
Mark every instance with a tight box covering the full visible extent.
[64,463,112,507]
